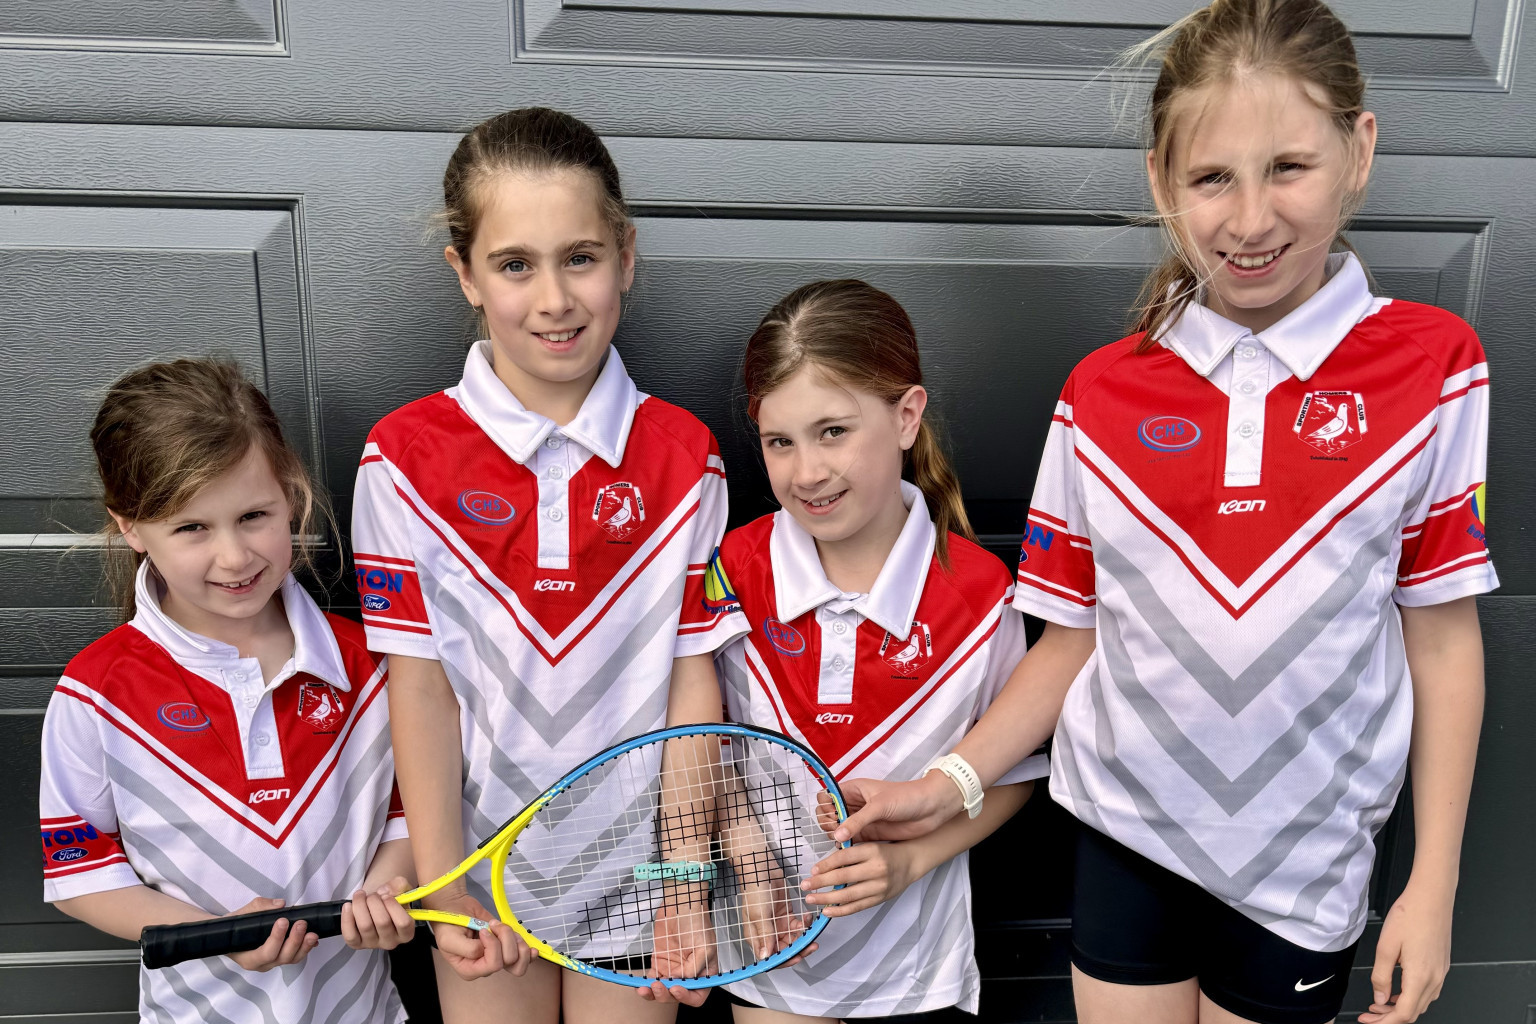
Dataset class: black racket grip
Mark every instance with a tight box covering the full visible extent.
[141,900,347,968]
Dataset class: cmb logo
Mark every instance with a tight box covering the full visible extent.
[1139,415,1202,453]
[762,618,806,657]
[458,489,516,526]
[157,702,211,733]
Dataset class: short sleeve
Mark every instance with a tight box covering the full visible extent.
[1013,383,1098,628]
[977,592,1050,785]
[352,441,438,659]
[39,685,138,901]
[674,438,751,658]
[1395,344,1499,607]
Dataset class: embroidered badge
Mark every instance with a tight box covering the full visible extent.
[298,682,345,733]
[592,482,646,540]
[1294,391,1366,454]
[880,621,932,675]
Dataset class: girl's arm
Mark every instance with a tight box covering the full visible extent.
[341,837,417,952]
[388,654,532,978]
[665,652,724,726]
[56,886,318,970]
[1361,597,1484,1024]
[807,781,1031,916]
[834,622,1093,842]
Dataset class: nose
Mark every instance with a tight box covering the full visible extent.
[211,528,253,572]
[791,446,833,493]
[1224,176,1277,249]
[532,266,576,319]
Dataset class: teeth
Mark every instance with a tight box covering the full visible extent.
[538,329,580,342]
[216,574,258,589]
[1227,248,1282,269]
[808,493,842,508]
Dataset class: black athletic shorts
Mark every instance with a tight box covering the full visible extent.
[1071,825,1359,1024]
[721,988,973,1022]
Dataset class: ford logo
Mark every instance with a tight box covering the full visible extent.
[762,618,806,657]
[1138,415,1202,453]
[362,594,392,611]
[157,702,211,732]
[458,490,515,526]
[50,846,88,863]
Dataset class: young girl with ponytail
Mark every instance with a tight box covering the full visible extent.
[831,3,1496,1023]
[709,279,1048,1021]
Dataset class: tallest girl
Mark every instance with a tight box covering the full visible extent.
[351,109,740,1022]
[828,2,1496,1024]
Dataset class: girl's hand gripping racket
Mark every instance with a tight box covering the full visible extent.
[140,724,849,989]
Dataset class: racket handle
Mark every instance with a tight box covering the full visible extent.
[140,900,347,968]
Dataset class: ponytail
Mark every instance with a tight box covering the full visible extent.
[907,422,974,568]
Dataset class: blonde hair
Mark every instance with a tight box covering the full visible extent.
[743,279,975,568]
[90,358,330,620]
[1130,0,1370,350]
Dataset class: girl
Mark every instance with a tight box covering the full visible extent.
[351,108,741,1021]
[40,358,417,1023]
[829,4,1495,1024]
[710,279,1049,1021]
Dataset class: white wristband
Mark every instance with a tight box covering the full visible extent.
[924,753,984,819]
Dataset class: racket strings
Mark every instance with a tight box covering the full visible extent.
[504,735,839,981]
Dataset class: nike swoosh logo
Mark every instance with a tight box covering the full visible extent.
[1294,976,1334,992]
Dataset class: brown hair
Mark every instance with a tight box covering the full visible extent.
[443,107,629,262]
[743,279,975,567]
[1131,0,1370,350]
[90,358,329,620]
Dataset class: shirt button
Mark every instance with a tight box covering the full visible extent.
[831,657,846,671]
[1240,345,1258,360]
[832,622,847,635]
[1240,379,1258,395]
[1237,422,1256,438]
[548,507,564,522]
[255,734,271,746]
[243,695,258,708]
[545,435,563,450]
[548,466,564,480]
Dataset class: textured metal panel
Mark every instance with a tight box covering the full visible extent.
[0,0,283,54]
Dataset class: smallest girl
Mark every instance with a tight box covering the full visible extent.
[41,358,417,1024]
[711,280,1049,1021]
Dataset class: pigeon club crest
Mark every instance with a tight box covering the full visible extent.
[298,682,345,733]
[880,621,932,676]
[1294,391,1367,455]
[592,482,646,540]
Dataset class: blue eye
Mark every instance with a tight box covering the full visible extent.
[569,253,594,266]
[501,259,527,273]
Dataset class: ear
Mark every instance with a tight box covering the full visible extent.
[444,244,484,310]
[619,224,637,293]
[1351,111,1378,192]
[109,510,148,555]
[894,385,928,451]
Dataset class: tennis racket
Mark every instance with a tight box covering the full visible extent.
[140,723,848,989]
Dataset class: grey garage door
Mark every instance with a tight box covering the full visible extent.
[1,2,1533,1021]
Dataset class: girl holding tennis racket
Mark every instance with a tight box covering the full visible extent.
[39,358,416,1023]
[351,108,746,1021]
[828,3,1495,1023]
[707,279,1050,1021]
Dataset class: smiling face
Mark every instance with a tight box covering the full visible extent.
[112,445,293,642]
[446,169,635,414]
[755,365,925,559]
[1152,73,1376,334]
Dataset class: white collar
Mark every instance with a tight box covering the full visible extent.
[769,480,937,638]
[453,340,641,468]
[1160,252,1378,382]
[129,560,352,692]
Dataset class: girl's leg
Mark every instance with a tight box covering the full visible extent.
[1197,990,1301,1024]
[561,969,678,1024]
[730,1002,835,1024]
[1073,967,1200,1024]
[431,950,561,1024]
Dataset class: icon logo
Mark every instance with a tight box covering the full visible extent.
[49,846,88,863]
[298,683,345,732]
[458,489,515,526]
[1294,391,1366,454]
[534,578,575,592]
[815,712,854,725]
[592,482,646,540]
[1217,499,1266,514]
[702,547,741,615]
[762,618,806,657]
[1293,976,1333,992]
[362,593,392,611]
[1139,415,1202,453]
[249,788,292,805]
[880,621,932,674]
[157,702,211,732]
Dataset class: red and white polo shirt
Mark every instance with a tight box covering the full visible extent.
[40,563,406,1024]
[351,342,739,916]
[1018,254,1497,951]
[715,482,1048,1017]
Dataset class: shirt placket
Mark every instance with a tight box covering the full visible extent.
[815,606,859,705]
[222,659,286,780]
[533,433,588,570]
[1224,339,1273,489]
